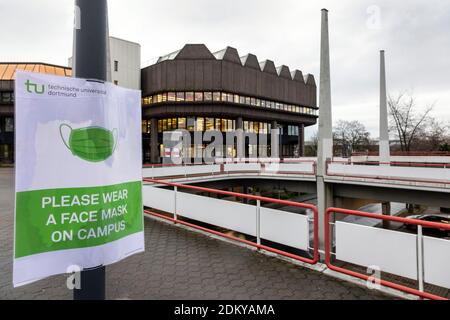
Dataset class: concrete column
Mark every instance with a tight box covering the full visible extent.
[150,118,159,163]
[271,121,279,158]
[382,202,391,229]
[317,9,333,176]
[298,124,305,157]
[236,117,244,159]
[316,9,334,255]
[236,117,243,130]
[379,50,390,165]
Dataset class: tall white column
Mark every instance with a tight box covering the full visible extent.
[379,50,390,165]
[317,9,333,176]
[316,9,334,254]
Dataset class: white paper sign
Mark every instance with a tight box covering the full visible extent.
[13,71,144,287]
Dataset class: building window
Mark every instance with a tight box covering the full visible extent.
[176,92,185,101]
[168,92,176,102]
[221,92,228,102]
[142,120,151,133]
[213,92,221,102]
[245,97,251,105]
[204,92,212,101]
[0,92,13,104]
[215,118,222,132]
[4,118,13,132]
[167,118,177,130]
[195,92,203,102]
[178,118,186,129]
[142,96,152,105]
[205,118,214,131]
[185,92,194,102]
[239,96,245,104]
[114,60,119,72]
[187,117,195,131]
[234,94,239,104]
[220,119,227,132]
[196,117,204,131]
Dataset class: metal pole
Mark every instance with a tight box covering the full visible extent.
[72,0,108,300]
[379,50,390,166]
[256,200,261,246]
[174,186,178,222]
[417,225,425,294]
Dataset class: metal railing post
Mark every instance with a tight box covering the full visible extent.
[174,186,178,222]
[256,200,261,246]
[417,225,425,294]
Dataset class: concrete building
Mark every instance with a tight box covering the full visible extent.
[141,44,318,163]
[70,36,141,90]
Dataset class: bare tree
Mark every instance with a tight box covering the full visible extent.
[305,131,319,157]
[333,120,371,157]
[388,92,435,152]
[425,119,449,151]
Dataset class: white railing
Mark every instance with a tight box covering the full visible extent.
[142,180,317,257]
[143,159,316,179]
[326,208,450,300]
[327,160,450,185]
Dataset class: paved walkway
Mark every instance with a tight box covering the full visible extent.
[0,168,392,299]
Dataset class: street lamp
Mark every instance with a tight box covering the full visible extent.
[72,0,109,300]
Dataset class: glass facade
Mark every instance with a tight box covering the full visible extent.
[142,91,318,116]
[142,120,151,133]
[157,117,236,133]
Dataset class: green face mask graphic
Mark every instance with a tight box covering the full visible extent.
[60,124,118,162]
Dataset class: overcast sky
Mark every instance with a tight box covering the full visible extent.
[1,0,449,139]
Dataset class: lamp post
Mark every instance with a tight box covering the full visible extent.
[72,0,109,300]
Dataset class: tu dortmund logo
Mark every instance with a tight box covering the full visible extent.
[25,79,45,94]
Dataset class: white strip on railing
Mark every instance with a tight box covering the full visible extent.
[424,236,450,289]
[335,221,418,280]
[351,155,450,164]
[223,163,261,172]
[335,221,450,289]
[176,191,257,236]
[328,162,450,183]
[265,162,314,174]
[143,164,221,178]
[260,207,309,251]
[142,186,175,213]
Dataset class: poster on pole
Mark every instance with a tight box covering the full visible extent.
[13,71,144,287]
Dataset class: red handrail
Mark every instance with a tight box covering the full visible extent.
[325,207,450,300]
[143,178,319,265]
